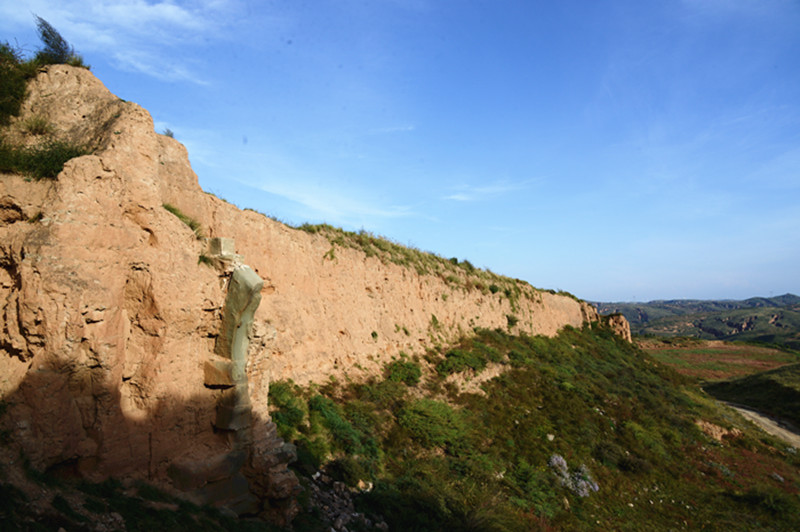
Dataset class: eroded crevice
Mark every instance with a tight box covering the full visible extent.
[0,254,30,363]
[124,265,166,337]
[120,264,164,407]
[0,196,25,225]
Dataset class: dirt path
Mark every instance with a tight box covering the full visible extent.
[723,402,800,448]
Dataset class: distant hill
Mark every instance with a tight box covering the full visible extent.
[595,294,800,350]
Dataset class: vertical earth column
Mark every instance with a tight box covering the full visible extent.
[168,257,267,516]
[214,265,264,446]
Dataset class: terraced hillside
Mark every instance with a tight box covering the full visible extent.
[639,338,800,381]
[596,295,800,350]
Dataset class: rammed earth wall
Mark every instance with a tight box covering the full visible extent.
[0,65,627,521]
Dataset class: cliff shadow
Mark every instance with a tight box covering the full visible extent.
[0,358,298,526]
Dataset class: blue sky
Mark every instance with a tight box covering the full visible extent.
[3,1,799,302]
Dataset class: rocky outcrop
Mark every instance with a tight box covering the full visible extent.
[602,313,633,343]
[0,65,623,520]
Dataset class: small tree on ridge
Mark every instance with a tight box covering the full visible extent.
[33,15,87,67]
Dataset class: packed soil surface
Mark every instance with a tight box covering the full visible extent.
[638,339,798,381]
[725,403,800,448]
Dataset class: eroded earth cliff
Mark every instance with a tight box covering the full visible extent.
[0,65,626,520]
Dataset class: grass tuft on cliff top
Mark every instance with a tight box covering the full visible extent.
[296,222,537,302]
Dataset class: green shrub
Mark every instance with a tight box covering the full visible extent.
[506,314,519,328]
[735,485,798,515]
[326,456,370,487]
[509,458,560,518]
[309,395,364,455]
[0,43,31,125]
[359,379,407,409]
[459,259,475,272]
[397,399,467,449]
[268,380,306,440]
[436,348,487,376]
[385,358,421,386]
[0,138,87,179]
[295,436,330,473]
[472,340,503,363]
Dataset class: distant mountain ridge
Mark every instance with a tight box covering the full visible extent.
[594,294,800,350]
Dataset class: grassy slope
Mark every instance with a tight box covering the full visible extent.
[271,325,800,531]
[705,364,800,430]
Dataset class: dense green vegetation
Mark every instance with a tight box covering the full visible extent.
[596,294,800,350]
[271,325,800,530]
[705,363,800,429]
[0,43,35,126]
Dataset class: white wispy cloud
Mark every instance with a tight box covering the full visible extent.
[0,0,243,83]
[443,180,534,202]
[256,178,416,225]
[112,49,208,84]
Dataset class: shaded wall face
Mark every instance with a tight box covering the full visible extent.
[7,361,221,479]
[0,169,229,479]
